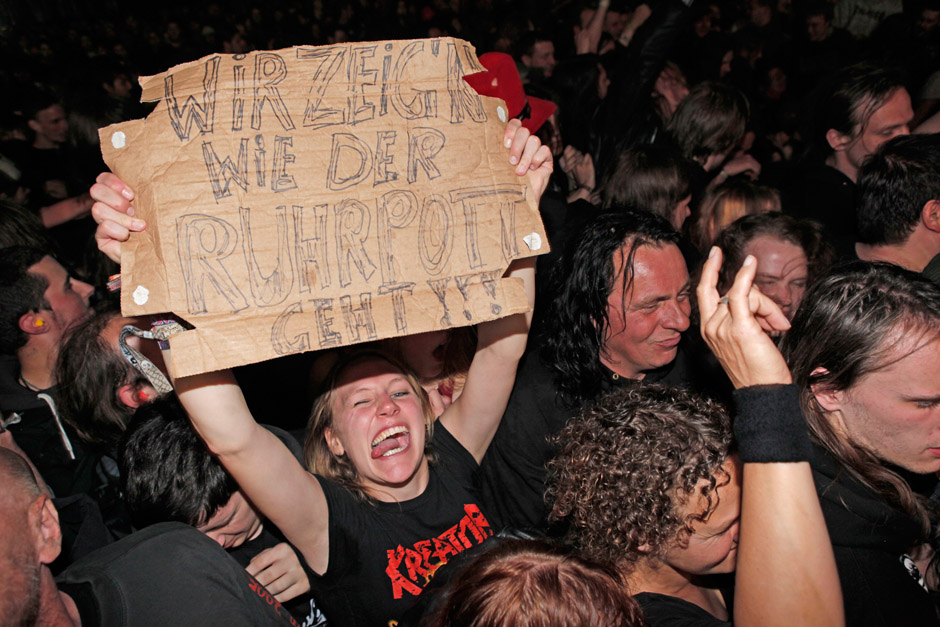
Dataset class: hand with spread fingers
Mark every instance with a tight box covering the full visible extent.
[697,246,792,388]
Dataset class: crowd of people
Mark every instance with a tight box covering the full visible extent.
[3,0,940,625]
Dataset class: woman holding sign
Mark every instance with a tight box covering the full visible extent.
[90,119,551,626]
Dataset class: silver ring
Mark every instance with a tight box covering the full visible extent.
[718,296,729,304]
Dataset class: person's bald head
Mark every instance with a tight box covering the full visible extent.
[0,447,59,626]
[0,447,42,502]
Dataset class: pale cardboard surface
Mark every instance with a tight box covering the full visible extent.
[100,38,548,377]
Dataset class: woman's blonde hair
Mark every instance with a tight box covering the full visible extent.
[303,350,437,500]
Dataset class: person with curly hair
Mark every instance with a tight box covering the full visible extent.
[89,120,550,627]
[546,248,844,627]
[549,384,738,624]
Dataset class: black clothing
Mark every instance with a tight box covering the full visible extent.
[57,522,300,626]
[0,356,98,498]
[594,0,690,177]
[0,356,130,537]
[50,494,114,576]
[780,162,857,261]
[790,29,858,97]
[2,140,98,268]
[478,342,700,532]
[732,384,811,463]
[635,591,731,627]
[229,525,326,627]
[923,252,940,285]
[812,443,940,626]
[308,423,494,627]
[3,141,90,206]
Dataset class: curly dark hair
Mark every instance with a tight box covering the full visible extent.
[541,210,680,406]
[547,384,732,572]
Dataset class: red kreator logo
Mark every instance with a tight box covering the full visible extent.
[385,503,492,599]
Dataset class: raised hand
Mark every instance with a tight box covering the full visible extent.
[503,119,553,201]
[89,172,144,263]
[697,246,792,387]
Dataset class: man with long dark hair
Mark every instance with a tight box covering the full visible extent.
[478,209,701,532]
[782,63,912,259]
[779,261,940,625]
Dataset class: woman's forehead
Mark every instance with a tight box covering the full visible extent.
[334,356,407,390]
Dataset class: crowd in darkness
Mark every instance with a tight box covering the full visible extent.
[4,0,940,626]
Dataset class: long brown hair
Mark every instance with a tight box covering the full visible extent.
[780,262,940,537]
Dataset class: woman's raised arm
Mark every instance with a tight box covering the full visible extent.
[439,121,550,463]
[166,358,332,574]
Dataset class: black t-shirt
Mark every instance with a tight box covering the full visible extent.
[478,344,700,532]
[635,591,731,627]
[57,522,300,626]
[308,423,494,627]
[228,525,327,627]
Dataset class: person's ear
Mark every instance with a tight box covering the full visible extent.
[29,496,62,565]
[825,128,851,153]
[18,311,49,337]
[117,383,157,408]
[922,199,940,233]
[27,119,41,135]
[809,367,850,435]
[324,427,345,457]
[809,367,843,411]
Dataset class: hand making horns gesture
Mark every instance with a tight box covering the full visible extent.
[697,246,793,388]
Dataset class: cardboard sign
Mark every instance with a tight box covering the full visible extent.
[99,38,548,378]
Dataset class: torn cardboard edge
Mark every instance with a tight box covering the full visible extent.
[100,37,548,378]
[165,277,528,378]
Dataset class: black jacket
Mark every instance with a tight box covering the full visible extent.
[812,443,940,626]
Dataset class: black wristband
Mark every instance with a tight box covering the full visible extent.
[732,384,812,463]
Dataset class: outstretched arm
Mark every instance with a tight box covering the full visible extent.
[574,1,609,54]
[169,365,331,575]
[86,198,332,573]
[698,247,844,627]
[439,121,550,463]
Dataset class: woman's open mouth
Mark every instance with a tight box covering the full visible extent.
[371,426,411,458]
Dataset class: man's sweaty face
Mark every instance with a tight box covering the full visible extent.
[601,243,691,379]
